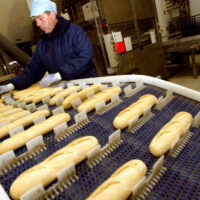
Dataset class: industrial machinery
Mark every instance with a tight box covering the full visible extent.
[0,75,199,200]
[63,0,165,76]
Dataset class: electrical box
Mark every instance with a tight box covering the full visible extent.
[103,34,119,68]
[82,1,99,21]
[124,37,132,51]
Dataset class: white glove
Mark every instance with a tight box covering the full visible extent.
[0,83,14,95]
[40,72,62,87]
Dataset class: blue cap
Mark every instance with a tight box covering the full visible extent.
[30,0,57,17]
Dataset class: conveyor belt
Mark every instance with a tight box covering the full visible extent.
[0,83,200,200]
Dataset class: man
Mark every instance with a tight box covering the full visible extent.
[0,0,98,95]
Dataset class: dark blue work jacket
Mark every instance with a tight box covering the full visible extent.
[11,17,98,90]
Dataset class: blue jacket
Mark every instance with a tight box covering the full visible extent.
[11,17,98,90]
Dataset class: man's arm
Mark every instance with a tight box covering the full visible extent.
[58,25,95,80]
[10,43,46,90]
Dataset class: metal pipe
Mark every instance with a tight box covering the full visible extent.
[66,75,200,102]
[0,33,31,65]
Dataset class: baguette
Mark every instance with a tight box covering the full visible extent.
[13,83,41,99]
[0,105,13,112]
[0,113,71,154]
[18,88,63,104]
[1,92,13,100]
[49,86,82,106]
[10,136,99,200]
[149,112,193,157]
[0,108,23,117]
[113,94,157,129]
[32,87,63,104]
[78,86,122,113]
[62,84,103,109]
[86,160,147,200]
[0,110,30,124]
[0,102,5,107]
[0,110,50,139]
[15,87,46,101]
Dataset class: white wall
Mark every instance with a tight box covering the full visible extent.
[190,0,200,16]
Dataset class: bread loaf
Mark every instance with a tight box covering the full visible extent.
[10,136,99,200]
[113,94,157,129]
[78,86,122,113]
[32,87,63,104]
[13,83,41,100]
[0,110,30,124]
[0,105,13,112]
[149,112,193,157]
[0,110,50,139]
[49,86,82,106]
[86,159,147,200]
[0,108,23,117]
[1,92,13,101]
[18,88,50,103]
[0,102,5,108]
[15,87,45,101]
[62,84,103,109]
[0,113,71,155]
[18,88,63,104]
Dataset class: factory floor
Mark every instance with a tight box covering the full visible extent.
[167,68,200,92]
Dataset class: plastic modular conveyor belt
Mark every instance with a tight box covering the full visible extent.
[0,75,199,200]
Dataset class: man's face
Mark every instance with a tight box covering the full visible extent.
[33,12,56,34]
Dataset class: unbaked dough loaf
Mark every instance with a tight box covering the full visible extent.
[0,105,13,112]
[62,84,103,109]
[18,88,63,104]
[13,83,41,100]
[86,159,147,200]
[78,86,122,113]
[18,88,51,103]
[10,136,99,200]
[113,94,157,129]
[49,86,82,106]
[1,92,13,101]
[32,87,63,104]
[0,103,5,108]
[149,111,193,157]
[0,103,12,109]
[0,108,23,117]
[0,113,71,155]
[15,87,45,101]
[0,110,30,124]
[0,110,50,139]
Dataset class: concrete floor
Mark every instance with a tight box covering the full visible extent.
[167,69,200,92]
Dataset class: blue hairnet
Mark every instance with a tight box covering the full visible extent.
[30,0,57,17]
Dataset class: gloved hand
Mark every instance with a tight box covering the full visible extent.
[0,83,14,95]
[40,72,61,87]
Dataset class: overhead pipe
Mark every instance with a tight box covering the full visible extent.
[66,75,200,102]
